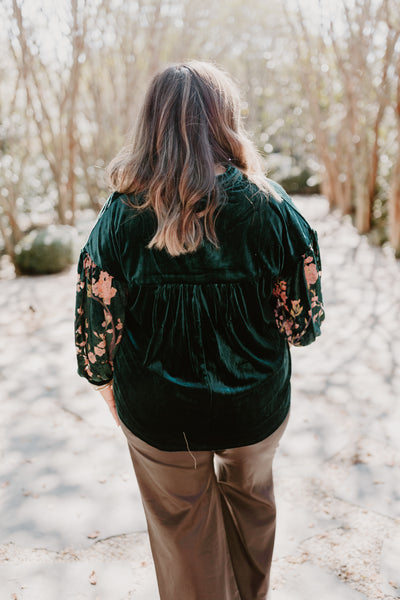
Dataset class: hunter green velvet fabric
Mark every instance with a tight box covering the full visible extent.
[75,165,324,450]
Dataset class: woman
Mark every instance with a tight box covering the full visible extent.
[75,61,324,600]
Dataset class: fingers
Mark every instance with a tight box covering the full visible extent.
[100,388,121,426]
[109,400,121,427]
[106,395,120,426]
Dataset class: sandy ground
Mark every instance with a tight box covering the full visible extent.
[0,196,400,600]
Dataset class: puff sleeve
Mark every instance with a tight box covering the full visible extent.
[74,193,128,384]
[272,229,325,346]
[264,181,325,347]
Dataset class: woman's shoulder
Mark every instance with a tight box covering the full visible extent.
[262,179,315,236]
[252,178,319,264]
[97,190,142,215]
[95,190,153,232]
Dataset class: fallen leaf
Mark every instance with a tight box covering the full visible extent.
[87,531,100,539]
[287,552,310,564]
[1,481,10,489]
[351,453,365,465]
[22,490,39,499]
[141,561,147,567]
[89,571,97,585]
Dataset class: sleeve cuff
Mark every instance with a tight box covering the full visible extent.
[89,379,113,391]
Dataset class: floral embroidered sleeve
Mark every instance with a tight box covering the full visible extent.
[272,232,325,347]
[75,251,127,384]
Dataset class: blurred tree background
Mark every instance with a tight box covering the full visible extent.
[1,0,400,275]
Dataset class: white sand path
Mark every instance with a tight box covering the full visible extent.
[0,196,399,599]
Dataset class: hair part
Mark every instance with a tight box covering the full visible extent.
[107,61,276,256]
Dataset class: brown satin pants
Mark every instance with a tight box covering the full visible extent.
[121,414,289,600]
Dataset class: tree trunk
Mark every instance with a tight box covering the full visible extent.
[56,184,69,225]
[355,185,372,234]
[388,53,400,256]
[65,0,86,227]
[388,148,400,257]
[0,215,20,272]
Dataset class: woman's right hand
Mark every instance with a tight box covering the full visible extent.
[99,386,120,426]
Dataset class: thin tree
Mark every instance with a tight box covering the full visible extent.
[10,0,87,225]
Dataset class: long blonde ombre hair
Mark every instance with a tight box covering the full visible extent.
[107,61,275,256]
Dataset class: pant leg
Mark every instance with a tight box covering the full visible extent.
[120,422,240,600]
[214,414,290,600]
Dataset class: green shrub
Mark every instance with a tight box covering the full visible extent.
[15,225,78,275]
[267,153,321,195]
[278,169,321,195]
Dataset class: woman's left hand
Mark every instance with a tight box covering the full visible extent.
[99,386,120,426]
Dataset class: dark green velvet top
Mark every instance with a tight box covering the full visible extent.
[75,165,324,450]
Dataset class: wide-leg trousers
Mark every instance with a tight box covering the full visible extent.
[120,414,289,600]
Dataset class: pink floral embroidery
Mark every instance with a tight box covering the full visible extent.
[75,252,126,383]
[273,250,324,346]
[273,279,288,303]
[304,255,319,285]
[92,271,117,305]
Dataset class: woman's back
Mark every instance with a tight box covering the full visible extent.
[76,164,323,450]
